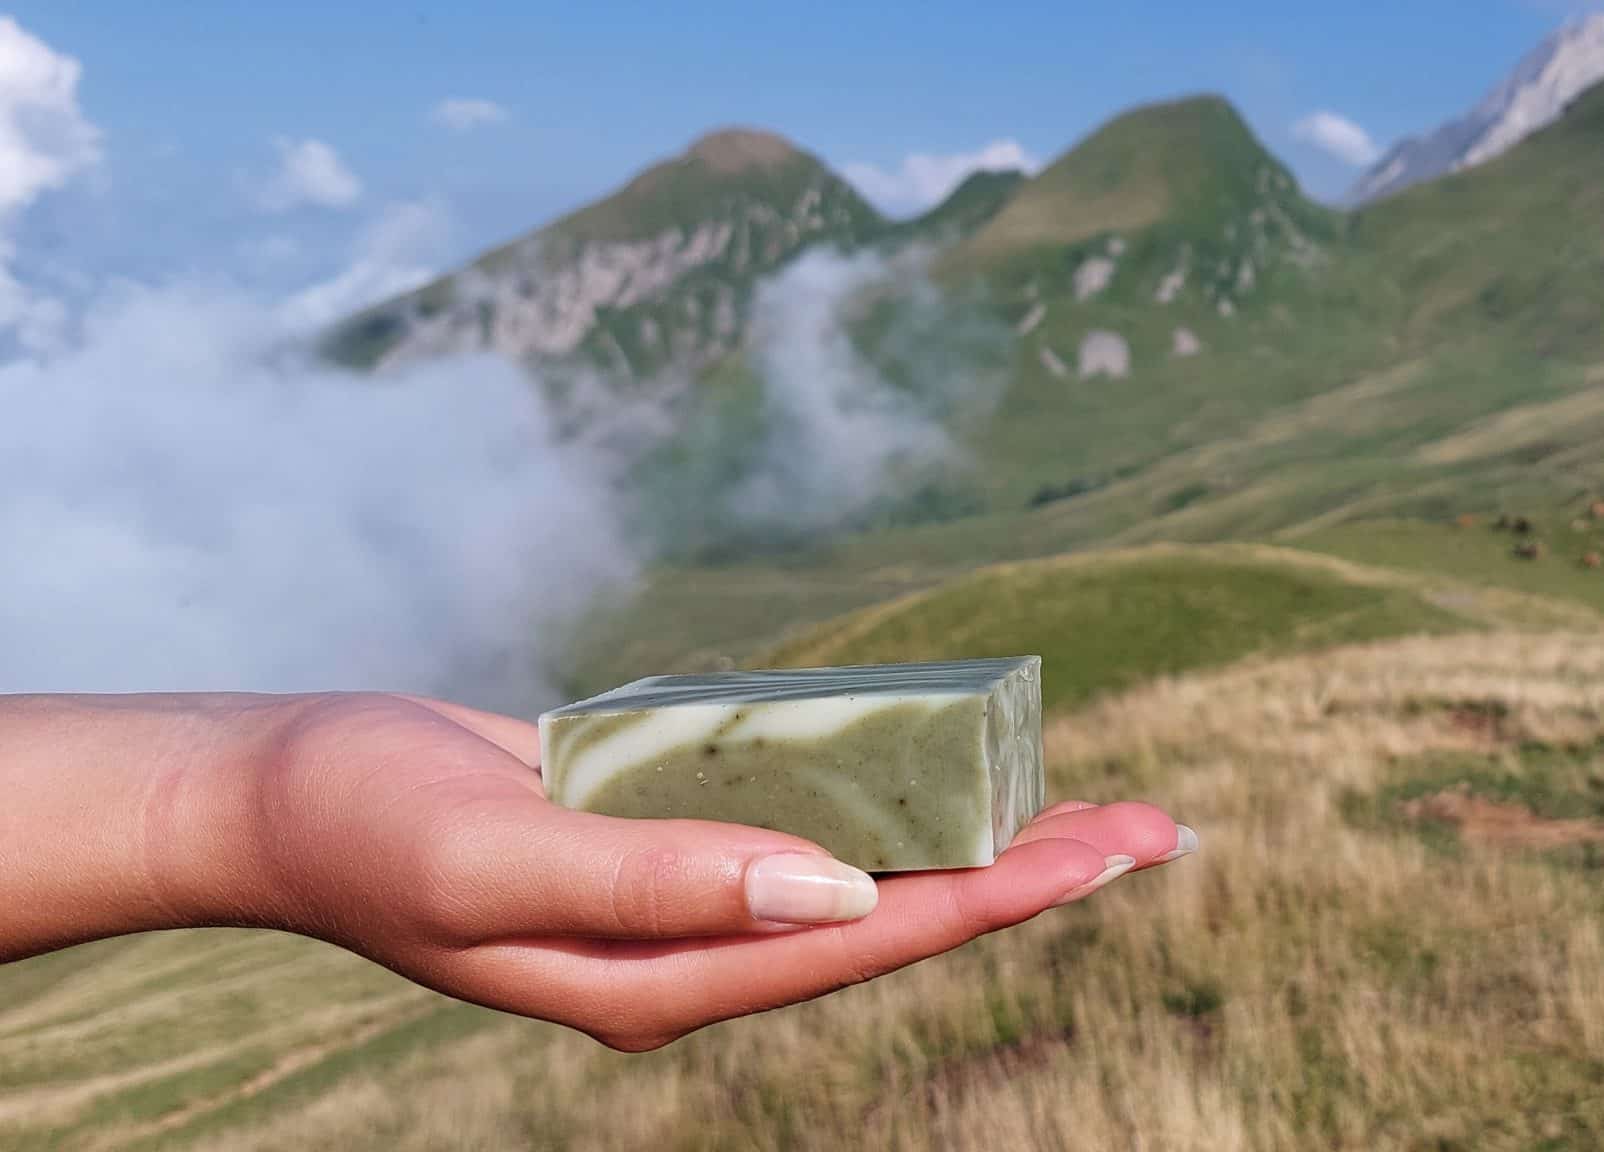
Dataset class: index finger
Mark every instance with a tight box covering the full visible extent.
[453,833,1116,1047]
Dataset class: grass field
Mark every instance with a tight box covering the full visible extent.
[4,546,1604,1150]
[763,545,1492,710]
[1300,519,1604,618]
[6,629,1604,1149]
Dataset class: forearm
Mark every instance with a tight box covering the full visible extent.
[0,693,289,962]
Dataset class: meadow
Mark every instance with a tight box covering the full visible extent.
[4,544,1603,1150]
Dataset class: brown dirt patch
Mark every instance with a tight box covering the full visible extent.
[1400,788,1604,848]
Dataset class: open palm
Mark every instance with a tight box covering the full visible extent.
[254,693,1187,1051]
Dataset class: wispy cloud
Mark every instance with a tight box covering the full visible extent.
[259,137,363,212]
[841,139,1039,214]
[431,98,509,133]
[1292,110,1382,167]
[279,199,447,330]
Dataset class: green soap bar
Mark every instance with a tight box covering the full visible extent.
[538,657,1044,871]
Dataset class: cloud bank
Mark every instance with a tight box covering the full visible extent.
[0,14,1005,714]
[0,285,632,714]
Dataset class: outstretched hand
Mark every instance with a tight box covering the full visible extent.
[252,695,1193,1051]
[0,692,1194,1052]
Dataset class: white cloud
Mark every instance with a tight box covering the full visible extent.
[841,139,1039,214]
[279,199,447,330]
[431,98,508,133]
[259,137,363,211]
[0,282,633,712]
[1292,111,1382,167]
[0,16,100,215]
[0,17,99,351]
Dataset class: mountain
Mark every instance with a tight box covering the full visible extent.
[946,94,1332,337]
[322,80,1604,669]
[565,81,1604,688]
[890,167,1025,244]
[1350,13,1604,204]
[321,129,1018,379]
[323,128,879,375]
[958,96,1308,264]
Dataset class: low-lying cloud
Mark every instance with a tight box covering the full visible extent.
[635,247,1010,559]
[0,284,632,714]
[736,249,972,527]
[278,199,447,331]
[0,15,1011,712]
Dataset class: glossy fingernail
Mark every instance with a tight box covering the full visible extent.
[746,853,879,924]
[1157,824,1200,864]
[1052,854,1137,907]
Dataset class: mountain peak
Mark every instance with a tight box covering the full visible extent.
[686,128,801,173]
[1351,12,1604,204]
[955,93,1293,266]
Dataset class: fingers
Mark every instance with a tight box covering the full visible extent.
[441,835,1113,1049]
[1011,801,1192,869]
[425,800,875,942]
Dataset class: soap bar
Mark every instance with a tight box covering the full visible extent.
[538,657,1044,871]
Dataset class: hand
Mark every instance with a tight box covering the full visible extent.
[246,694,1192,1051]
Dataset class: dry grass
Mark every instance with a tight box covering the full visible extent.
[1417,384,1604,465]
[5,632,1604,1149]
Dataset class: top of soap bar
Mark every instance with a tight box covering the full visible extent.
[542,657,1040,718]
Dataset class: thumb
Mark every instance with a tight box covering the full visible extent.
[435,801,880,940]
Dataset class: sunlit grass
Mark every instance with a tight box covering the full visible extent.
[6,630,1604,1149]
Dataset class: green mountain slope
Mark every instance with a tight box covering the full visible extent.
[322,128,880,375]
[322,130,1020,380]
[952,95,1330,271]
[560,85,1604,692]
[760,545,1480,712]
[1348,80,1604,362]
[890,168,1025,245]
[324,84,1604,696]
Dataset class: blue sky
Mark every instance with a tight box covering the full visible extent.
[0,0,1594,320]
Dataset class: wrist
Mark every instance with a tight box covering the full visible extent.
[136,694,301,934]
[0,693,297,959]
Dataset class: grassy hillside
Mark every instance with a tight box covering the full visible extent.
[321,129,888,374]
[1346,80,1604,362]
[10,622,1604,1149]
[27,72,1604,1152]
[760,546,1474,711]
[887,168,1025,246]
[334,83,1604,593]
[953,95,1326,268]
[1300,519,1604,616]
[563,505,1603,702]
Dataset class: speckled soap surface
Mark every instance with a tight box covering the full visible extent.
[538,657,1044,871]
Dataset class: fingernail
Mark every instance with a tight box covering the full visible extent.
[746,853,879,924]
[1051,854,1136,907]
[1157,824,1199,864]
